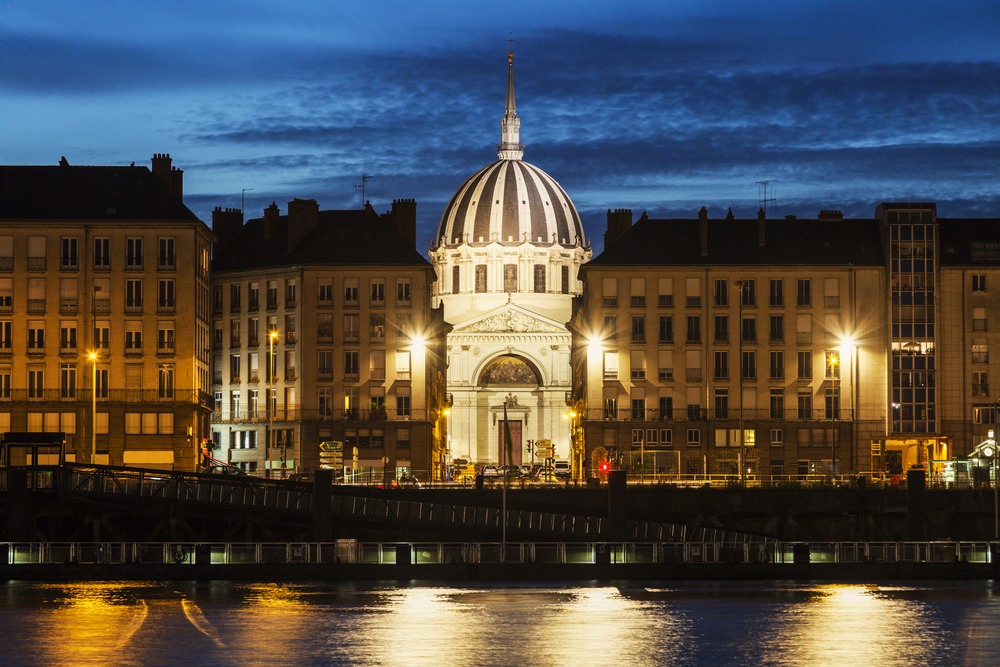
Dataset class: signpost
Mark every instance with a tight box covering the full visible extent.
[319,441,343,476]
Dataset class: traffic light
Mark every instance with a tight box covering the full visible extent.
[599,461,610,473]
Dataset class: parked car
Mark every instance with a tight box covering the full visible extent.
[482,465,499,477]
[553,461,571,478]
[203,463,246,476]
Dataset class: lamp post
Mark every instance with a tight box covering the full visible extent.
[268,331,278,479]
[90,352,97,464]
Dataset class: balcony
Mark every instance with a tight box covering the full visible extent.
[631,296,646,308]
[0,257,11,271]
[59,299,78,314]
[658,295,673,308]
[686,368,702,382]
[796,332,812,345]
[230,338,241,349]
[285,332,297,345]
[370,368,386,381]
[0,388,200,404]
[157,301,175,314]
[125,301,143,314]
[27,299,45,313]
[93,299,111,314]
[973,384,989,397]
[603,369,618,380]
[580,406,859,422]
[0,298,11,313]
[686,297,701,308]
[396,370,411,380]
[825,296,840,308]
[602,297,617,308]
[28,257,46,271]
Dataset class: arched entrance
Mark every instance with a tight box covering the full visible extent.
[479,355,539,466]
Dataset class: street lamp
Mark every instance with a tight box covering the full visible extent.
[268,331,279,479]
[89,351,98,464]
[563,410,578,480]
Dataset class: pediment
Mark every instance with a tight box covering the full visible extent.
[452,304,567,334]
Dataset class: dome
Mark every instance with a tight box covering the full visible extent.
[437,159,584,249]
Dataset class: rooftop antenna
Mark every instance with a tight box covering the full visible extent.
[756,180,777,216]
[241,188,253,220]
[354,174,373,210]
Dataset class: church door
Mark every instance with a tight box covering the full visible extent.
[498,420,523,466]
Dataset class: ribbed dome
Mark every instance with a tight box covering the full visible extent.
[437,159,584,248]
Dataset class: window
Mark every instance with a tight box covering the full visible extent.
[770,389,784,419]
[714,352,729,379]
[797,351,812,379]
[630,351,645,380]
[224,287,239,317]
[28,323,44,352]
[659,396,673,420]
[126,279,143,311]
[61,237,78,269]
[397,387,411,418]
[603,278,618,307]
[742,317,756,342]
[285,351,297,379]
[369,279,385,306]
[534,265,546,293]
[631,391,645,420]
[126,238,143,269]
[230,354,241,383]
[742,351,756,380]
[658,278,673,307]
[396,279,411,305]
[714,316,728,342]
[158,322,175,353]
[973,343,989,364]
[631,278,646,307]
[504,264,517,292]
[824,278,840,308]
[561,265,570,294]
[714,279,728,306]
[267,281,278,309]
[452,266,460,294]
[631,316,645,343]
[248,282,260,310]
[825,387,840,418]
[396,351,411,380]
[973,307,987,331]
[370,313,386,342]
[825,351,841,379]
[714,389,728,419]
[125,322,142,352]
[94,321,109,350]
[770,351,784,379]
[249,353,259,382]
[28,367,43,398]
[213,286,223,313]
[973,275,986,292]
[658,316,673,343]
[770,316,783,342]
[769,279,783,306]
[0,321,10,351]
[603,316,618,341]
[797,391,812,419]
[285,280,297,308]
[973,406,995,424]
[771,429,783,447]
[28,236,46,270]
[344,278,359,306]
[475,265,487,293]
[797,279,811,306]
[740,279,756,306]
[285,314,296,344]
[60,364,76,399]
[229,319,240,348]
[58,322,77,353]
[93,238,110,269]
[687,429,700,448]
[158,238,175,269]
[345,351,359,378]
[158,364,174,400]
[27,277,45,312]
[685,278,701,307]
[686,316,700,343]
[245,317,258,346]
[974,371,989,396]
[603,351,618,380]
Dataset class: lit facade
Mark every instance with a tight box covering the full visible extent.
[0,155,215,470]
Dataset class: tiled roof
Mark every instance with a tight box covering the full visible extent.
[0,165,199,221]
[583,217,885,271]
[212,209,431,272]
[938,218,1000,265]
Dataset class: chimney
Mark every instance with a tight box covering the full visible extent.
[151,153,183,199]
[758,207,767,246]
[212,206,244,256]
[604,208,632,248]
[819,209,844,220]
[388,198,417,249]
[698,206,708,256]
[287,198,320,252]
[263,202,280,241]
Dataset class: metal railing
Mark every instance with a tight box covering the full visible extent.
[211,407,430,424]
[585,407,860,422]
[0,389,200,403]
[2,540,996,567]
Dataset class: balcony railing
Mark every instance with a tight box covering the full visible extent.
[28,257,46,270]
[27,299,45,313]
[796,332,812,344]
[59,299,78,314]
[825,296,840,308]
[0,389,200,403]
[583,407,858,422]
[210,407,430,424]
[686,297,701,308]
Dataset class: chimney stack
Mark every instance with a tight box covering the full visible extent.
[263,202,280,241]
[287,198,320,253]
[151,153,183,199]
[819,209,844,220]
[388,198,417,249]
[698,206,708,256]
[211,206,244,256]
[604,208,633,248]
[758,207,766,246]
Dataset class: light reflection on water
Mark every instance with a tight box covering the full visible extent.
[0,581,998,666]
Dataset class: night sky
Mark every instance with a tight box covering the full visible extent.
[3,0,998,254]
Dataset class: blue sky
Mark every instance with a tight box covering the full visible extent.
[2,0,998,254]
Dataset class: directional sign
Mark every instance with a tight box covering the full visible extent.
[320,440,344,453]
[535,448,554,459]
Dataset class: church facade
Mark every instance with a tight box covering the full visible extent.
[429,50,591,466]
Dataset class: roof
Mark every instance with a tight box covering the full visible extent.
[212,209,432,272]
[938,218,1000,266]
[0,165,199,221]
[436,159,584,249]
[582,217,886,273]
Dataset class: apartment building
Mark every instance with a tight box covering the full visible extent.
[0,155,215,470]
[210,199,447,480]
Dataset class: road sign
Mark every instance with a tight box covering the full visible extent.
[320,441,344,452]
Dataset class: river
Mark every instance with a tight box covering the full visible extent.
[1,580,998,666]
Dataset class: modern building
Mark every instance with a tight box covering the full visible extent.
[573,204,1000,479]
[210,199,447,480]
[0,155,215,470]
[429,49,592,468]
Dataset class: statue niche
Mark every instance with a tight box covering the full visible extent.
[480,356,539,387]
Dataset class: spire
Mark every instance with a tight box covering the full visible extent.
[497,37,524,160]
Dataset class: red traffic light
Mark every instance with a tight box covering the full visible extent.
[599,461,610,473]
